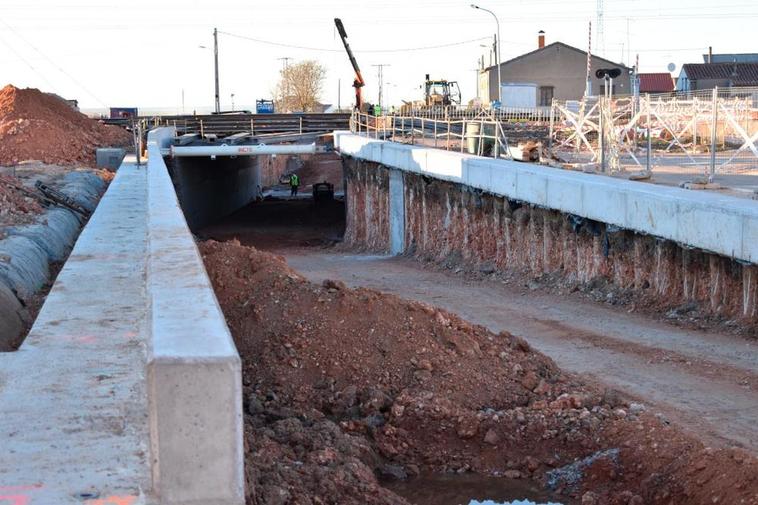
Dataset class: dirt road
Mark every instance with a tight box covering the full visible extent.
[281,249,758,453]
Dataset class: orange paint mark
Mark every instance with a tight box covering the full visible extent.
[84,496,137,505]
[0,495,30,505]
[0,485,42,505]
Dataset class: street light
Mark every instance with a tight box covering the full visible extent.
[471,4,502,105]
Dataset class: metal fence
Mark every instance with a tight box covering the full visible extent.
[350,110,548,160]
[549,87,758,182]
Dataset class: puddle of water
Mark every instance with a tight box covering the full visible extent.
[383,473,564,505]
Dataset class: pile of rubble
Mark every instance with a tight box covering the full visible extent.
[200,239,758,505]
[0,84,131,166]
[0,174,43,231]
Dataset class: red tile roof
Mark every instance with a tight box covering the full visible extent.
[638,73,675,93]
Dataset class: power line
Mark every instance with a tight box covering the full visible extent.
[0,31,58,92]
[218,30,491,54]
[0,18,108,107]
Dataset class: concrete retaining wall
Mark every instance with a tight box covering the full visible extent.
[334,132,758,265]
[340,146,758,322]
[146,128,244,505]
[167,155,260,230]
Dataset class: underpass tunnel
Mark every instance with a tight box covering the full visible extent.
[168,149,346,251]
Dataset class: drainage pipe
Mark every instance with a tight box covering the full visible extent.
[170,143,320,157]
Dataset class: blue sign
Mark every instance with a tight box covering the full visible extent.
[256,100,275,114]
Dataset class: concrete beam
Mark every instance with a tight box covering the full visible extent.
[334,131,758,264]
[170,143,318,157]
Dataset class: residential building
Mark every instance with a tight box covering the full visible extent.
[638,73,675,94]
[677,62,758,91]
[478,32,632,105]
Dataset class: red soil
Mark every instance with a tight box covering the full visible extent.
[0,84,131,166]
[200,239,758,505]
[0,174,43,229]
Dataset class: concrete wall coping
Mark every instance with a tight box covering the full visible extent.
[334,131,758,264]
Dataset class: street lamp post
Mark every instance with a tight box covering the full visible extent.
[471,4,502,106]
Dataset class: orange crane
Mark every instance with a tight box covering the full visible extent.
[334,18,367,111]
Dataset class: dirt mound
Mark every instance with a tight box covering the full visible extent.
[0,174,43,230]
[0,85,131,166]
[200,239,758,505]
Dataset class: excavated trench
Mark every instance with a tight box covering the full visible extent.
[181,153,758,504]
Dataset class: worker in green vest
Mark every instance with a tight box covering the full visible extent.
[289,173,300,197]
[374,103,382,116]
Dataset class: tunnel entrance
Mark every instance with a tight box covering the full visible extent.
[194,152,345,251]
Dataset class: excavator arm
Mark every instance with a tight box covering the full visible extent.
[334,18,365,110]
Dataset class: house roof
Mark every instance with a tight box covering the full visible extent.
[681,62,758,86]
[638,73,674,93]
[703,53,758,64]
[484,41,631,73]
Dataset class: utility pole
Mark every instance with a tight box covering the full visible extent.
[337,78,341,110]
[277,56,292,72]
[277,57,292,110]
[372,64,389,109]
[596,0,605,56]
[214,27,220,113]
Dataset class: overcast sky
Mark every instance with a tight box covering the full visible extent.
[1,0,756,113]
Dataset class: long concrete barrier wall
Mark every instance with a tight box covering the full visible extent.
[334,131,758,264]
[146,128,244,505]
[0,128,244,504]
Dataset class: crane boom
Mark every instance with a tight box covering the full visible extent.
[334,18,365,110]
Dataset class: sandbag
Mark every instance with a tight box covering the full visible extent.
[0,235,50,300]
[0,281,27,351]
[60,171,106,212]
[5,208,80,263]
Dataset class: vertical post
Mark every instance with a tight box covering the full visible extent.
[411,116,415,145]
[461,119,466,153]
[421,118,425,144]
[132,120,142,166]
[213,28,220,114]
[599,97,606,173]
[434,119,438,148]
[709,86,718,181]
[250,118,254,135]
[299,116,303,135]
[646,94,651,174]
[548,98,555,154]
[446,119,451,150]
[200,119,205,139]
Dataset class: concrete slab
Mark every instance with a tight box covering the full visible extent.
[335,131,758,264]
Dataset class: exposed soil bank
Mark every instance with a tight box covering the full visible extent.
[0,84,131,166]
[343,158,758,331]
[200,239,758,505]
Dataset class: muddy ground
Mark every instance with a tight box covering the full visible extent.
[200,238,758,505]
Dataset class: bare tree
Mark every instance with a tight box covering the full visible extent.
[274,60,326,112]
